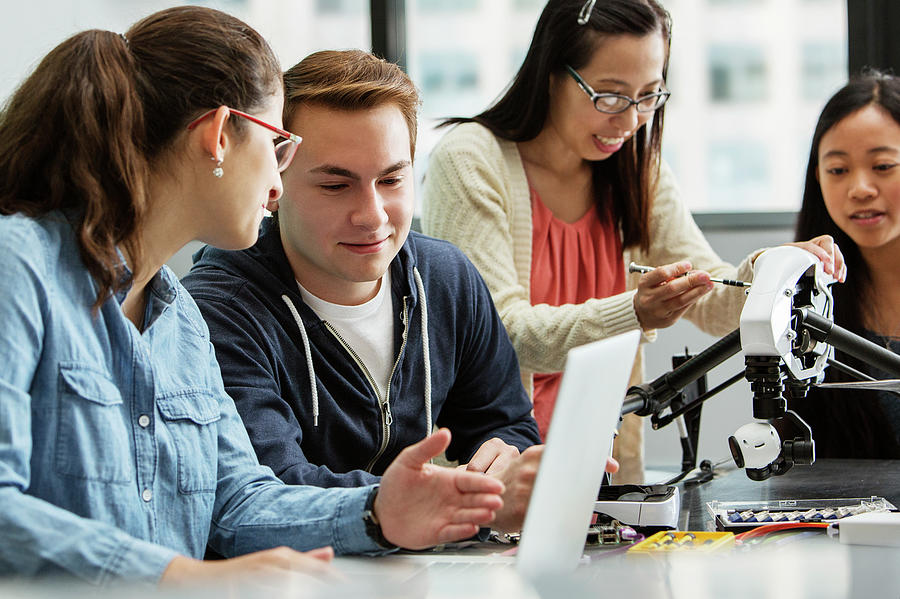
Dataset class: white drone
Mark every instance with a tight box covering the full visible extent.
[731,246,900,477]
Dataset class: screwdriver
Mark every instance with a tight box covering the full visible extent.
[628,262,751,288]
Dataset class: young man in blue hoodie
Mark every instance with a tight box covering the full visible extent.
[182,50,563,533]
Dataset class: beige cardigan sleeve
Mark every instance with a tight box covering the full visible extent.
[423,123,643,375]
[625,161,758,338]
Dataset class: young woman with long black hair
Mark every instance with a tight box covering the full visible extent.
[793,71,900,459]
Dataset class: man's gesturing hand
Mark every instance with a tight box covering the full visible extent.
[374,428,504,549]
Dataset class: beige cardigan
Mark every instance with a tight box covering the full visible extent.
[422,122,755,483]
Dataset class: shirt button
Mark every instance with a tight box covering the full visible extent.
[142,488,153,502]
[138,414,151,428]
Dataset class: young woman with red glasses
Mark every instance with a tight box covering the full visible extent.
[0,5,502,587]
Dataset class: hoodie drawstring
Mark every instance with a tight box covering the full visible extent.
[413,267,433,437]
[282,294,319,427]
[280,269,432,440]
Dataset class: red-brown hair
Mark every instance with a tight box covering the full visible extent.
[283,50,420,158]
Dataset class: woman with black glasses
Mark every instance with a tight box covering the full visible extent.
[0,5,503,587]
[422,0,844,482]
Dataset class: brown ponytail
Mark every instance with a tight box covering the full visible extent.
[0,6,281,309]
[0,31,146,309]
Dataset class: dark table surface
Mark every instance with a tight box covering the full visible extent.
[678,458,900,530]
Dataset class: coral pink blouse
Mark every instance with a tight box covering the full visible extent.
[530,189,625,438]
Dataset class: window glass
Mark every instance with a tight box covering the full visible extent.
[0,0,371,114]
[409,0,847,215]
[801,41,846,101]
[419,51,481,116]
[663,0,847,212]
[418,0,480,11]
[407,0,545,214]
[707,140,770,209]
[708,44,768,102]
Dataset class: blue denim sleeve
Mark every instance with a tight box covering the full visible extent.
[201,345,388,557]
[0,224,178,584]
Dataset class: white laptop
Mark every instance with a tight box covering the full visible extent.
[516,329,640,579]
[335,330,641,585]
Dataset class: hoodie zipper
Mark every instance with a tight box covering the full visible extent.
[323,295,410,473]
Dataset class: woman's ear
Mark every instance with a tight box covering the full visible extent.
[266,184,280,212]
[202,106,231,162]
[548,71,560,96]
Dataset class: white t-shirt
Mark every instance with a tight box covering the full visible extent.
[296,271,395,400]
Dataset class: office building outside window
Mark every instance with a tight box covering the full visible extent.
[658,0,846,212]
[708,45,768,103]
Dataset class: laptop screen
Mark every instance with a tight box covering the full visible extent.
[516,330,640,578]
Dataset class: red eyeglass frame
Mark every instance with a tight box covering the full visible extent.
[187,107,302,172]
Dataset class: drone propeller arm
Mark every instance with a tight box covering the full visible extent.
[795,307,900,378]
[621,329,742,417]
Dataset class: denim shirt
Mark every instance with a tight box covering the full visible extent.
[0,213,382,585]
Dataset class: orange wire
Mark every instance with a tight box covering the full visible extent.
[735,522,830,542]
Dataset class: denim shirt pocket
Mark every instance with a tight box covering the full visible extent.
[55,363,135,483]
[156,390,221,494]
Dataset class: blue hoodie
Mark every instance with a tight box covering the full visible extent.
[182,219,540,488]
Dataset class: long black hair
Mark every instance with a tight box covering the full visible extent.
[793,71,900,458]
[441,0,671,253]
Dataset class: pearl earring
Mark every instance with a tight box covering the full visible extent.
[211,153,224,178]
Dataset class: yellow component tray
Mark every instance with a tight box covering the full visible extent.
[627,531,735,554]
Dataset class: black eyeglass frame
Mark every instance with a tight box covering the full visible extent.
[565,64,671,114]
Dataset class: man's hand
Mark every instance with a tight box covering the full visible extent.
[471,445,620,534]
[633,261,714,331]
[481,444,543,533]
[465,437,522,476]
[375,428,504,549]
